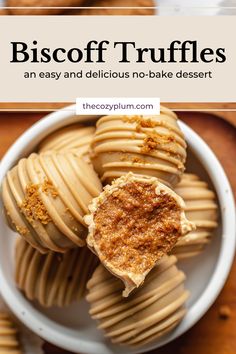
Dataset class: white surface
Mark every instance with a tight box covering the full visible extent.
[0,107,235,354]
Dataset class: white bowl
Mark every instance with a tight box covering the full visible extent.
[0,106,235,354]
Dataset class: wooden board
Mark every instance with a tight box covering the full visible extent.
[0,112,236,354]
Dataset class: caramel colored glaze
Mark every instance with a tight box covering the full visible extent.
[93,182,181,275]
[39,125,95,159]
[15,238,98,307]
[85,173,194,297]
[86,256,189,347]
[172,173,218,259]
[90,107,187,187]
[0,313,22,354]
[2,152,102,253]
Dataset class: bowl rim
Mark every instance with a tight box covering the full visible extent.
[0,106,235,354]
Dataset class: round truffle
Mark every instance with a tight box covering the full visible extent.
[2,152,102,253]
[39,124,95,159]
[87,255,189,347]
[0,313,22,353]
[90,107,186,186]
[85,173,194,296]
[15,238,98,307]
[173,173,218,258]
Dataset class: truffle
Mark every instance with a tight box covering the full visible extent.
[2,152,102,253]
[173,173,218,258]
[85,173,194,296]
[87,255,189,347]
[15,238,98,307]
[0,313,22,353]
[39,124,95,159]
[90,107,186,186]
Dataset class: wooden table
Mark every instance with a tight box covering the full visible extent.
[0,111,236,354]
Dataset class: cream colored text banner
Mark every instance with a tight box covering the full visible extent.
[0,16,235,102]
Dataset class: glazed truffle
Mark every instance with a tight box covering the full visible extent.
[90,107,187,186]
[85,173,194,296]
[0,313,22,353]
[39,124,95,158]
[2,152,102,253]
[15,238,98,307]
[173,173,218,258]
[87,255,189,347]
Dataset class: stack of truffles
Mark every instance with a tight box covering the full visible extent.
[1,107,218,348]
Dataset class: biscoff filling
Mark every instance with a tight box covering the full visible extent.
[93,182,181,274]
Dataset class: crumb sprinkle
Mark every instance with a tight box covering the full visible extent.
[21,183,51,225]
[16,225,28,235]
[42,179,58,198]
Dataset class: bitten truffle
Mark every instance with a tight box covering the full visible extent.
[85,173,195,296]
